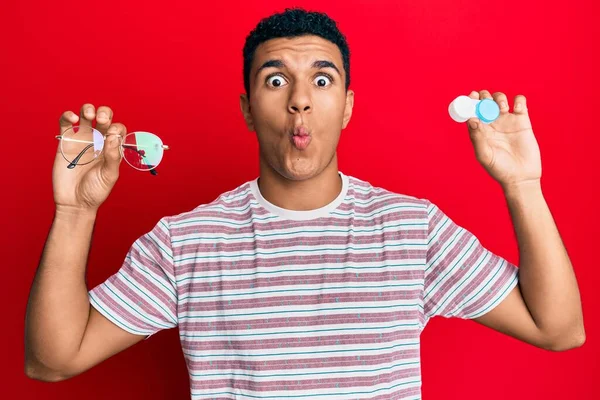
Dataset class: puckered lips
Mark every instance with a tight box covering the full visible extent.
[290,125,312,150]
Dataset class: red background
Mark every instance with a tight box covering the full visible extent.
[3,0,598,398]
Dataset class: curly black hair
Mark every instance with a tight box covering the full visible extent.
[242,8,351,97]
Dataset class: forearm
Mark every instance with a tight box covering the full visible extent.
[25,207,97,377]
[504,180,585,345]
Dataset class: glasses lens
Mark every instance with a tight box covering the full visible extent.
[122,132,164,171]
[60,126,104,166]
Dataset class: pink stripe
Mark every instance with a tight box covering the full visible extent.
[138,234,173,272]
[177,230,427,254]
[191,387,422,400]
[179,310,420,332]
[170,208,426,236]
[128,238,173,282]
[177,250,426,275]
[370,386,422,400]
[190,367,421,391]
[180,269,423,295]
[181,289,420,312]
[182,329,420,352]
[117,258,175,307]
[192,386,422,399]
[145,224,171,254]
[187,348,420,372]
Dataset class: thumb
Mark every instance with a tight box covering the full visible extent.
[467,117,484,143]
[467,117,493,165]
[467,117,479,131]
[100,133,123,179]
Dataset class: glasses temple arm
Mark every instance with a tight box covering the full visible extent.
[67,143,94,169]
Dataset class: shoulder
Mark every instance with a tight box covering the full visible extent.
[160,179,255,229]
[346,174,430,211]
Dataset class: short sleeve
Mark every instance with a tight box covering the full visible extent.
[423,200,519,324]
[88,217,178,340]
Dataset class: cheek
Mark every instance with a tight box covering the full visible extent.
[316,90,345,114]
[251,95,287,129]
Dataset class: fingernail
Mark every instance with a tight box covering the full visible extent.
[98,112,108,120]
[515,103,522,111]
[468,120,478,129]
[85,109,94,116]
[500,101,507,108]
[470,91,478,96]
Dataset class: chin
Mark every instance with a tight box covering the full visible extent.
[279,162,321,181]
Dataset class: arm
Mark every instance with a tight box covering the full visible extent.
[24,207,145,382]
[462,90,585,351]
[26,105,151,381]
[474,181,585,351]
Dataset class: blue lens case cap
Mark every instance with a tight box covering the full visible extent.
[476,99,500,123]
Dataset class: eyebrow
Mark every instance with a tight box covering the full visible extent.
[255,59,341,78]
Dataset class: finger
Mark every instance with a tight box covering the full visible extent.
[101,123,127,178]
[492,92,509,114]
[95,106,113,133]
[467,117,480,131]
[59,110,79,135]
[79,104,96,128]
[479,90,492,100]
[467,91,481,130]
[513,95,528,114]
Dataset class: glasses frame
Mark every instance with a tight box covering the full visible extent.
[55,127,170,176]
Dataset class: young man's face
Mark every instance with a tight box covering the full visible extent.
[240,35,354,181]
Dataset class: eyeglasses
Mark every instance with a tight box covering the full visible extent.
[55,125,170,176]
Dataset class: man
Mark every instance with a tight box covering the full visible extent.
[25,7,585,399]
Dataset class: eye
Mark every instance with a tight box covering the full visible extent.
[266,74,288,88]
[314,74,333,87]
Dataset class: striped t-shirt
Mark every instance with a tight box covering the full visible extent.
[89,171,519,399]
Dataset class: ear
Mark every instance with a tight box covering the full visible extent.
[342,89,354,129]
[239,94,255,131]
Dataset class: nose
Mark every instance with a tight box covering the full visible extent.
[287,84,312,114]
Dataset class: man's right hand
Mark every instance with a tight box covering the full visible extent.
[53,104,126,213]
[25,104,147,382]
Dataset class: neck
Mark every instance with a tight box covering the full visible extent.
[257,155,342,211]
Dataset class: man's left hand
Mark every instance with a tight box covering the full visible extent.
[466,90,542,191]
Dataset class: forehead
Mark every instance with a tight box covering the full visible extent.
[252,35,343,71]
